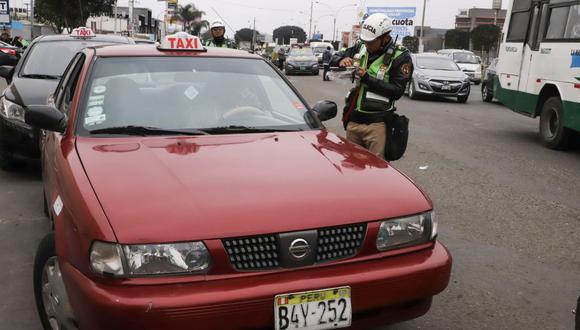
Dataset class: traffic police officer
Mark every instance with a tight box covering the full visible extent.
[330,13,413,159]
[205,20,235,48]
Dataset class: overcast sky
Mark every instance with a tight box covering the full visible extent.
[114,0,507,38]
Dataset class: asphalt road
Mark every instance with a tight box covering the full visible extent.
[0,75,579,330]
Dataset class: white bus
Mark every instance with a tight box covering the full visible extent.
[494,0,580,149]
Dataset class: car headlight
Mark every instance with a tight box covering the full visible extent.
[0,97,25,122]
[90,241,211,277]
[376,211,436,251]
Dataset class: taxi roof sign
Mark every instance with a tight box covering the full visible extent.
[71,27,95,39]
[158,32,205,51]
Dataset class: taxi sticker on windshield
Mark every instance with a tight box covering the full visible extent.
[88,99,104,107]
[85,114,106,126]
[93,85,107,94]
[89,95,105,102]
[184,86,199,100]
[87,107,104,117]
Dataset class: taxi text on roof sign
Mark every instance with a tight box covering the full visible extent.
[71,27,95,39]
[158,32,205,51]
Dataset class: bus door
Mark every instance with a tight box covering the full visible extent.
[498,0,535,110]
[515,0,546,115]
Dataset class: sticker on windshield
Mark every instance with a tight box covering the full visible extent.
[93,85,107,94]
[88,99,104,107]
[89,95,105,102]
[53,196,63,216]
[293,101,305,109]
[87,107,104,117]
[85,114,106,126]
[184,85,199,100]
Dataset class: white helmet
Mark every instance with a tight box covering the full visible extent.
[210,20,225,29]
[360,13,392,42]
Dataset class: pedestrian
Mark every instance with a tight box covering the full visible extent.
[204,20,235,48]
[330,13,413,159]
[277,46,286,70]
[322,46,332,81]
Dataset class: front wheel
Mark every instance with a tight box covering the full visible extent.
[34,233,78,330]
[457,94,469,103]
[539,96,572,149]
[482,83,493,102]
[0,146,17,171]
[408,80,418,100]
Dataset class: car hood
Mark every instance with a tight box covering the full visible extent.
[287,56,317,62]
[417,69,468,80]
[5,77,59,106]
[76,131,431,243]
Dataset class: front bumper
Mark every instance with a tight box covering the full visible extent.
[62,242,451,330]
[0,113,39,160]
[413,79,470,97]
[285,64,319,75]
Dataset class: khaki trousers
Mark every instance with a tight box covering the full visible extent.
[346,121,387,159]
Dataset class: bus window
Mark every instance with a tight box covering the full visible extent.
[545,4,580,40]
[526,5,541,50]
[507,0,533,42]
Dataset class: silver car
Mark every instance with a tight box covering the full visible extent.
[407,54,471,103]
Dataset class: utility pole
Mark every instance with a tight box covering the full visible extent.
[114,0,118,35]
[30,0,34,40]
[332,17,336,43]
[308,1,313,41]
[128,0,134,37]
[419,0,426,53]
[251,17,256,51]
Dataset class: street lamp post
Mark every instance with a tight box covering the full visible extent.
[419,0,426,53]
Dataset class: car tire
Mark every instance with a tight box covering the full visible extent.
[0,147,17,171]
[408,80,418,100]
[314,70,319,76]
[539,96,573,149]
[482,83,493,102]
[474,81,481,86]
[457,94,469,103]
[34,233,78,330]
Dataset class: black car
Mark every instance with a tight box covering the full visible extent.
[0,29,133,168]
[482,58,498,103]
[285,47,319,75]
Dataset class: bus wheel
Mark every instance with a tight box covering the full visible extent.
[539,96,572,149]
[482,83,493,102]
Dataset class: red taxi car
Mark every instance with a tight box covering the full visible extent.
[27,32,451,330]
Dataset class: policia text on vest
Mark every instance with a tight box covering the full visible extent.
[330,40,413,161]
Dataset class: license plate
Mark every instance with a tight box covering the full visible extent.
[300,66,306,70]
[441,85,451,91]
[274,287,352,330]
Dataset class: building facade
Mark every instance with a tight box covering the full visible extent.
[455,8,506,32]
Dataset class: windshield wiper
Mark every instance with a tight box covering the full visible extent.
[90,125,210,136]
[21,74,61,80]
[201,125,303,134]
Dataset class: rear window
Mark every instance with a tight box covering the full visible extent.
[21,41,122,77]
[416,57,460,71]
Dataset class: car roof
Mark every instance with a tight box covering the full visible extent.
[414,53,450,58]
[34,34,133,44]
[87,44,262,59]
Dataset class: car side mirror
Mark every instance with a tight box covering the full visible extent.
[0,65,15,84]
[312,100,337,121]
[25,105,67,133]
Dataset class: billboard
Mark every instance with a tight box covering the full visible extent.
[0,0,10,24]
[367,7,416,40]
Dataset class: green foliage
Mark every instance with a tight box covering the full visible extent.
[35,0,115,33]
[444,29,470,50]
[235,28,261,43]
[272,26,307,45]
[174,4,208,36]
[470,24,501,52]
[402,36,419,53]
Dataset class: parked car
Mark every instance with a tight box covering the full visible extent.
[28,32,451,330]
[482,58,499,102]
[285,47,319,75]
[311,42,334,64]
[437,49,482,85]
[408,53,471,103]
[0,27,133,168]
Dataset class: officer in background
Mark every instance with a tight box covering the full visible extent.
[330,13,413,159]
[205,20,235,48]
[322,46,332,81]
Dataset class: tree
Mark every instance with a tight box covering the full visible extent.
[234,28,261,43]
[272,25,307,45]
[470,24,501,53]
[173,4,208,36]
[402,36,419,53]
[35,0,115,33]
[444,29,470,50]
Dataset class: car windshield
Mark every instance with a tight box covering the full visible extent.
[80,57,318,134]
[416,57,460,71]
[289,48,313,56]
[453,53,478,64]
[21,41,119,77]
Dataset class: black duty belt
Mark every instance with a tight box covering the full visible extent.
[349,110,387,124]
